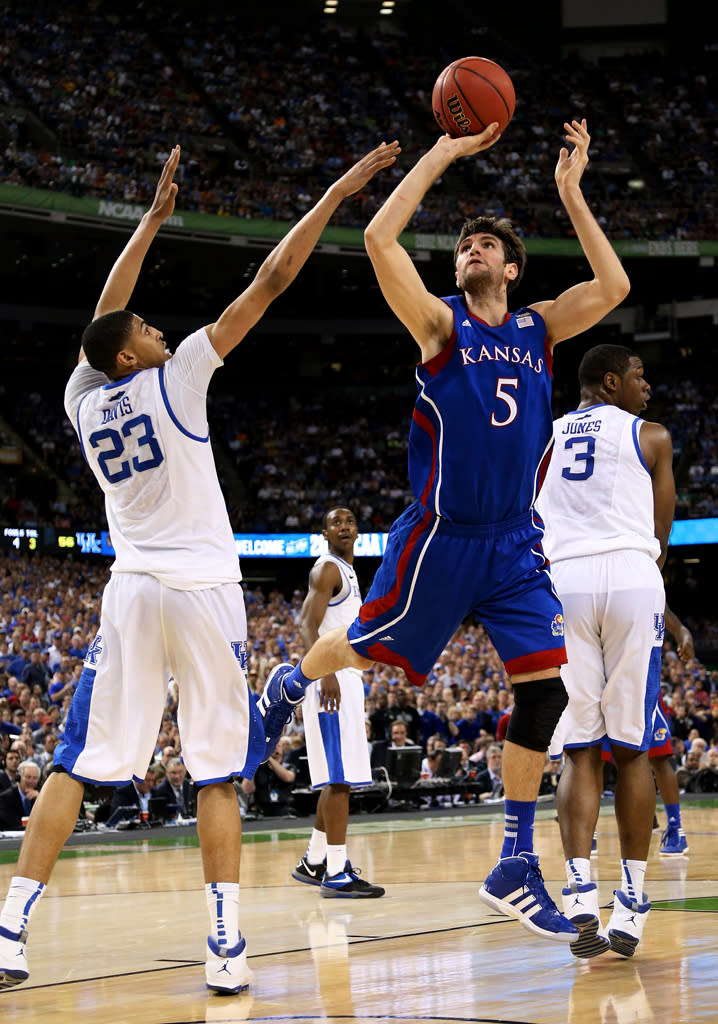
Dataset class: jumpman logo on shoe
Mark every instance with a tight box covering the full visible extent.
[571,895,584,908]
[627,913,636,924]
[218,961,231,974]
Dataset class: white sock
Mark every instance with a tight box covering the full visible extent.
[0,876,46,935]
[326,844,347,876]
[565,857,591,888]
[306,828,327,865]
[205,882,240,948]
[620,859,647,902]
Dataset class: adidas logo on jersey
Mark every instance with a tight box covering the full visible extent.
[378,635,394,642]
[462,319,471,326]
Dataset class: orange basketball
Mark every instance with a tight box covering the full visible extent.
[432,56,515,137]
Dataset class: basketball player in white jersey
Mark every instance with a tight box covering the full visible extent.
[292,507,384,897]
[0,140,400,993]
[536,343,675,960]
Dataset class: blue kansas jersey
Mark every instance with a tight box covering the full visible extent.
[409,295,554,524]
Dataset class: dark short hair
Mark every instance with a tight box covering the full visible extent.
[80,310,136,378]
[578,344,641,390]
[322,506,355,529]
[453,216,527,294]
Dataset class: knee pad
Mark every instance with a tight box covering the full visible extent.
[506,675,568,752]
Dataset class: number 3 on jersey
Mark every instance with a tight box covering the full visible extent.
[561,436,595,481]
[89,414,164,484]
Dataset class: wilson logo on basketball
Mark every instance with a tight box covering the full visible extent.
[446,94,471,134]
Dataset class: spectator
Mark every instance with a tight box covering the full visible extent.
[0,760,41,831]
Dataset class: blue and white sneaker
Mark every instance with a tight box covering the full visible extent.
[606,890,651,957]
[320,861,385,899]
[206,934,252,994]
[257,662,304,761]
[479,853,578,942]
[561,881,610,959]
[659,827,689,856]
[0,925,29,989]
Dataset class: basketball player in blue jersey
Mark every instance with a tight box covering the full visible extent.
[0,139,400,993]
[291,507,384,898]
[537,344,675,959]
[258,118,630,943]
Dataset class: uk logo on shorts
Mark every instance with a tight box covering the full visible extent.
[84,633,103,667]
[231,640,248,672]
[550,613,565,638]
[654,613,665,643]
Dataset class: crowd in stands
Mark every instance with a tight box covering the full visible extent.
[2,359,718,533]
[2,549,718,829]
[2,3,717,239]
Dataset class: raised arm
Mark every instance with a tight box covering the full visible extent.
[206,141,400,360]
[530,121,631,348]
[93,147,180,322]
[364,126,501,361]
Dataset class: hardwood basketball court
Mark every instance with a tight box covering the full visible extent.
[1,801,716,1023]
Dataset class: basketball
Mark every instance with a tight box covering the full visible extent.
[432,56,515,138]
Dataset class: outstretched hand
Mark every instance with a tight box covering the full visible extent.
[334,140,402,198]
[555,118,590,194]
[148,145,181,222]
[434,122,503,161]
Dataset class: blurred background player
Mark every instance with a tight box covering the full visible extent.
[292,507,384,898]
[538,343,675,960]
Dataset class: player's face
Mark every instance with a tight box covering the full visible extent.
[121,315,172,371]
[617,357,651,415]
[323,508,358,555]
[455,233,514,294]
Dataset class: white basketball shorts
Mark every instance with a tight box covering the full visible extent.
[55,573,265,786]
[548,549,665,756]
[303,667,372,788]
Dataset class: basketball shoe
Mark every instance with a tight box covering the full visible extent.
[659,826,689,856]
[479,854,578,942]
[257,662,304,761]
[606,890,651,957]
[561,882,610,959]
[0,925,29,989]
[320,861,385,899]
[205,934,252,994]
[292,855,327,886]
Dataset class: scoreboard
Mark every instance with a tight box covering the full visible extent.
[3,520,717,558]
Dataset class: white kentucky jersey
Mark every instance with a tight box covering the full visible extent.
[536,403,660,563]
[64,328,240,589]
[315,553,362,635]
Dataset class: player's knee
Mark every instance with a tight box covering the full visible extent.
[506,675,568,752]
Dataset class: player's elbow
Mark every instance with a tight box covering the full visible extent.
[255,261,292,300]
[364,222,392,259]
[608,272,631,307]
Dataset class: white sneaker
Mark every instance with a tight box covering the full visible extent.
[606,889,651,957]
[205,934,253,994]
[0,925,29,989]
[561,882,610,959]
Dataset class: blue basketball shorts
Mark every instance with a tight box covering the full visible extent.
[346,501,566,686]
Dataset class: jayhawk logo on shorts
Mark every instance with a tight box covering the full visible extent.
[551,613,565,637]
[653,727,668,743]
